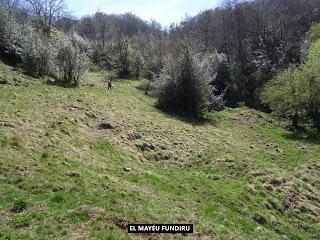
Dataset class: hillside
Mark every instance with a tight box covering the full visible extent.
[0,61,319,240]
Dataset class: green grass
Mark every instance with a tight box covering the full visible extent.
[0,62,319,239]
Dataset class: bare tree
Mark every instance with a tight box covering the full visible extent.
[0,0,19,22]
[1,0,20,13]
[24,0,65,36]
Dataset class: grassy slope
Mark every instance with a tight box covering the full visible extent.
[0,62,319,240]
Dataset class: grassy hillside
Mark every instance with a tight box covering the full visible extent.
[0,62,319,240]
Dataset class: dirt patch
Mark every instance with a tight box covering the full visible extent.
[269,177,286,186]
[0,210,14,217]
[99,122,117,130]
[123,167,132,172]
[90,207,107,219]
[127,131,143,141]
[70,227,88,240]
[251,171,267,177]
[110,217,128,229]
[0,120,17,128]
[138,233,162,240]
[68,172,81,177]
[231,116,251,124]
[136,142,156,151]
[253,213,268,225]
[0,113,20,128]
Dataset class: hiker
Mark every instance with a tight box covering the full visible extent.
[107,80,113,90]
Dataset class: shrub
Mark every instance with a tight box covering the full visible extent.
[91,43,113,69]
[21,31,52,77]
[142,56,160,80]
[152,46,212,116]
[0,11,23,65]
[69,32,93,57]
[136,79,150,91]
[261,67,305,129]
[306,23,320,43]
[0,7,90,83]
[56,39,89,87]
[301,39,320,130]
[0,16,53,76]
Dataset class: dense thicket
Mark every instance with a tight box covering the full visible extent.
[0,0,90,86]
[262,23,320,131]
[175,0,320,107]
[70,13,166,79]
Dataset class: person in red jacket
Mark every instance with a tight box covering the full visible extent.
[107,80,113,90]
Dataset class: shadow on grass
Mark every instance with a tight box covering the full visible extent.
[159,107,221,126]
[46,79,78,88]
[282,129,320,144]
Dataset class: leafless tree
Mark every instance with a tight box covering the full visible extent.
[0,0,19,22]
[24,0,66,36]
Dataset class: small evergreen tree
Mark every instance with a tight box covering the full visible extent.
[152,46,212,116]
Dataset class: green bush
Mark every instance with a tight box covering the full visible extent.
[301,39,320,129]
[261,67,305,128]
[262,32,320,131]
[306,23,320,43]
[136,79,150,91]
